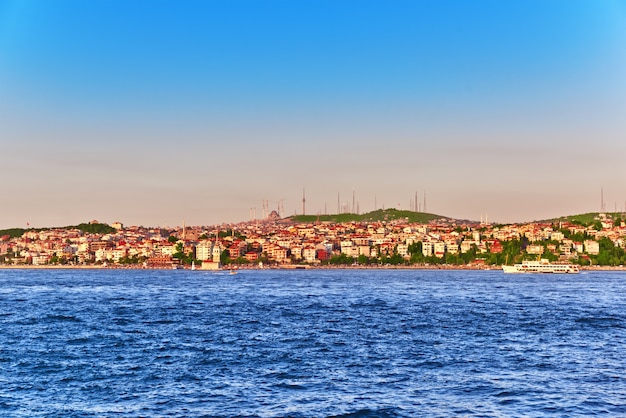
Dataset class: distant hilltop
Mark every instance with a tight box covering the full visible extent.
[287,209,626,227]
[288,209,453,225]
[0,222,118,239]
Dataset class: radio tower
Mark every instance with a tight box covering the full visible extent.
[601,187,606,213]
[302,188,306,215]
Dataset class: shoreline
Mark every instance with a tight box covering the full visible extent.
[1,264,625,272]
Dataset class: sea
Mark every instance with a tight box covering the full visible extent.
[0,268,625,417]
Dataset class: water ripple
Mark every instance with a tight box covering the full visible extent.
[1,269,625,416]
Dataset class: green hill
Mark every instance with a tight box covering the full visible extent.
[289,209,445,224]
[552,212,624,226]
[0,228,26,238]
[0,223,116,238]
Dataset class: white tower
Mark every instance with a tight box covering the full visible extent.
[212,240,222,263]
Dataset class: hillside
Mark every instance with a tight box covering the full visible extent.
[551,212,624,226]
[0,223,116,238]
[289,209,446,224]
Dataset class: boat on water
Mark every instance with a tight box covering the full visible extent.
[502,259,579,274]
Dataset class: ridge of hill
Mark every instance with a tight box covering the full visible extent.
[0,223,116,238]
[548,212,624,227]
[289,209,448,224]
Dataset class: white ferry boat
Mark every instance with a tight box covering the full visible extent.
[502,259,579,274]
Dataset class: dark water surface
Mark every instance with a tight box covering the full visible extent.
[1,268,625,417]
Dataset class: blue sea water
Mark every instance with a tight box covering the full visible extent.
[0,268,625,417]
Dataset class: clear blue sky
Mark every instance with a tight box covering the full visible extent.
[1,0,625,228]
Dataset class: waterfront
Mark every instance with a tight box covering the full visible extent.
[1,269,625,417]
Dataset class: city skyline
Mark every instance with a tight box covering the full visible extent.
[1,0,626,229]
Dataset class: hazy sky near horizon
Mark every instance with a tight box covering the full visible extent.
[1,0,625,228]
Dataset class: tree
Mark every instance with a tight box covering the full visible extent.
[220,250,230,265]
[75,223,116,234]
[408,242,425,264]
[173,242,184,258]
[460,245,477,264]
[380,253,401,265]
[173,242,196,265]
[444,253,464,265]
[541,251,558,262]
[498,239,523,265]
[328,253,354,265]
[594,237,624,266]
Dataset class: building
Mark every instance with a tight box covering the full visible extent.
[196,241,213,261]
[584,240,600,255]
[526,244,544,255]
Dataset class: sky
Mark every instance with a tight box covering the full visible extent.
[1,0,625,228]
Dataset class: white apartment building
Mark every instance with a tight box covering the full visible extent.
[422,242,433,257]
[550,231,565,241]
[32,254,49,265]
[526,244,544,255]
[303,246,317,263]
[111,248,127,262]
[396,243,408,258]
[196,241,213,261]
[584,240,600,255]
[290,245,303,260]
[434,242,446,258]
[461,240,477,254]
[446,244,459,254]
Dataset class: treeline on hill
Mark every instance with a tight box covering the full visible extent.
[0,228,26,239]
[0,223,116,238]
[290,209,442,224]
